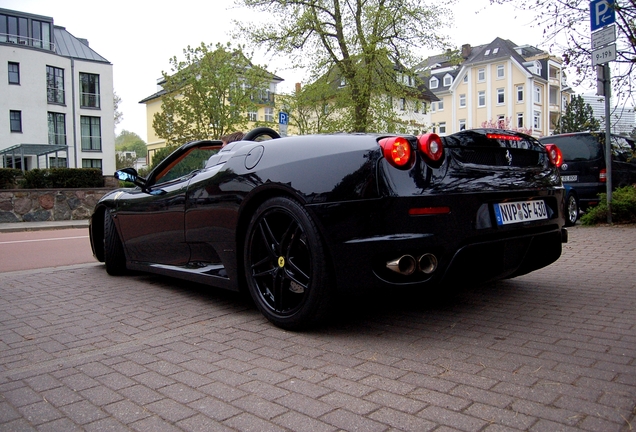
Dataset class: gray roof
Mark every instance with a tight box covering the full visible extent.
[54,26,110,63]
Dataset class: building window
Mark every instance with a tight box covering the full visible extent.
[443,75,452,86]
[248,110,257,122]
[79,73,100,108]
[0,14,28,44]
[497,88,505,104]
[439,122,447,134]
[459,119,466,130]
[49,157,67,168]
[463,74,468,83]
[31,19,52,49]
[264,107,274,122]
[517,113,524,128]
[399,98,406,111]
[438,99,444,111]
[497,115,505,128]
[533,110,541,129]
[431,102,436,112]
[414,100,420,113]
[534,85,541,103]
[10,110,22,132]
[478,68,485,82]
[478,91,486,107]
[459,94,466,107]
[430,77,439,89]
[46,66,65,104]
[48,112,66,144]
[8,62,20,84]
[82,159,102,169]
[497,64,504,79]
[516,85,524,102]
[81,116,101,151]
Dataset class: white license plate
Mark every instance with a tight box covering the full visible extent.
[494,200,548,225]
[561,175,578,182]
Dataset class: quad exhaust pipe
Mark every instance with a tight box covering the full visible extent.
[386,253,438,275]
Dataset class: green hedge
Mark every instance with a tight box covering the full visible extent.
[19,168,104,189]
[581,185,636,225]
[0,168,22,189]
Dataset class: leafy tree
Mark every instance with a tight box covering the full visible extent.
[235,0,455,133]
[488,0,636,107]
[276,81,344,134]
[114,91,123,128]
[115,130,147,159]
[153,42,273,145]
[553,95,601,133]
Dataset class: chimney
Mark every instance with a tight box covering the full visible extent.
[295,82,302,93]
[461,44,471,59]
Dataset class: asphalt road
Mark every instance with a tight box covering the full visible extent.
[0,228,95,272]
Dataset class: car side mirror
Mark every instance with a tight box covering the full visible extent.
[115,167,147,188]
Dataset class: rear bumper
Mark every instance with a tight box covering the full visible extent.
[310,189,565,292]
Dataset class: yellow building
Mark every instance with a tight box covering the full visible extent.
[422,37,573,137]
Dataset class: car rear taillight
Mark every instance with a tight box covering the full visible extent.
[544,143,563,168]
[379,136,413,169]
[417,133,444,165]
[599,168,607,182]
[486,133,522,141]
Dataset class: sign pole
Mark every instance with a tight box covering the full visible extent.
[603,63,612,224]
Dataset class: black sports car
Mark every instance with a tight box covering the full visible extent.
[90,127,567,329]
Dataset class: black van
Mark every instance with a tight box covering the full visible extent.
[539,132,636,225]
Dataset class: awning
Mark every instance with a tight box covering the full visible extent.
[0,144,68,171]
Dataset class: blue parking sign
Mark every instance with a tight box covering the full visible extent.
[590,0,616,32]
[279,112,288,125]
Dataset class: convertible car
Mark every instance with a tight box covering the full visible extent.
[90,127,568,329]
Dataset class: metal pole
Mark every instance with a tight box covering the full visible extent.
[603,63,612,224]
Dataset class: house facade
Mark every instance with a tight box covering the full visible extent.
[0,8,115,173]
[422,37,573,138]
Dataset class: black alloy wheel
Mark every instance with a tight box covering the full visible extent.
[244,197,332,329]
[565,193,579,226]
[103,209,127,275]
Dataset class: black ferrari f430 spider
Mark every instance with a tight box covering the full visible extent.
[90,127,567,329]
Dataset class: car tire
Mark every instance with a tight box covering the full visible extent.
[103,210,127,275]
[244,197,333,330]
[565,193,579,227]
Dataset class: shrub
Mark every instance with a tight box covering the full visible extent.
[581,185,636,225]
[0,168,22,189]
[20,168,104,189]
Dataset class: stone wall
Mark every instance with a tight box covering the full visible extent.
[0,189,113,223]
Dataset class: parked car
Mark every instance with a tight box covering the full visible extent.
[539,132,636,226]
[90,127,567,329]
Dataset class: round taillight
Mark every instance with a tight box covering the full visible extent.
[379,136,413,168]
[544,143,563,168]
[417,133,444,162]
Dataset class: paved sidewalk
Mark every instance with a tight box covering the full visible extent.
[1,225,635,431]
[0,220,89,233]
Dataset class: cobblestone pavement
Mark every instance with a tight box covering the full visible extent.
[1,225,635,431]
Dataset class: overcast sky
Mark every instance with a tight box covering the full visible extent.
[4,0,549,141]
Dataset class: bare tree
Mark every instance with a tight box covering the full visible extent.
[489,0,635,107]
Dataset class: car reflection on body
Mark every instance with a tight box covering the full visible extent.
[90,127,567,329]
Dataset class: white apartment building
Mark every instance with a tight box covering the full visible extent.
[581,94,635,135]
[0,8,115,173]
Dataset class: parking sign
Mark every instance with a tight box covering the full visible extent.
[590,0,616,32]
